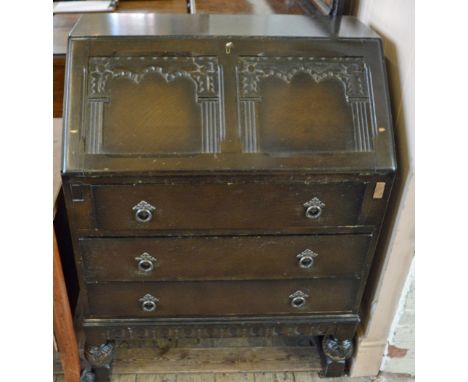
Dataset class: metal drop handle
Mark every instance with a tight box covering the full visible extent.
[135,252,158,273]
[289,290,309,309]
[297,249,318,269]
[138,259,153,272]
[225,41,234,54]
[132,201,156,223]
[304,197,325,220]
[139,294,159,312]
[142,300,156,312]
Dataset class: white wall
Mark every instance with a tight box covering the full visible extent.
[350,0,415,376]
[382,260,415,375]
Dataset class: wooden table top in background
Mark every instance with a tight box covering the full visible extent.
[53,1,188,117]
[54,14,81,56]
[192,0,308,15]
[117,0,187,12]
[54,0,311,55]
[54,1,187,55]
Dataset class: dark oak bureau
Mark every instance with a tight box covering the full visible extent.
[61,13,396,380]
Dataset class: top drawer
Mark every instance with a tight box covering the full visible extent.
[89,182,367,232]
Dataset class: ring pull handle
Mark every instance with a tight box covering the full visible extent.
[132,200,156,223]
[296,249,318,269]
[135,252,158,273]
[225,41,234,54]
[139,294,159,312]
[289,290,309,309]
[304,197,325,219]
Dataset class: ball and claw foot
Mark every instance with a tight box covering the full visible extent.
[80,368,95,382]
[319,335,354,378]
[83,342,114,382]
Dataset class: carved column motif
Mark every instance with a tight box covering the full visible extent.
[350,100,375,152]
[86,56,224,154]
[87,99,105,154]
[200,99,224,153]
[240,99,258,153]
[237,56,377,153]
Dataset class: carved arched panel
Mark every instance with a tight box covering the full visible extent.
[85,56,224,156]
[236,56,377,154]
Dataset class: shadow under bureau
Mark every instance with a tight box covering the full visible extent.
[61,13,396,381]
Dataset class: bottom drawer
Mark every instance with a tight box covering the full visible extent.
[87,279,359,318]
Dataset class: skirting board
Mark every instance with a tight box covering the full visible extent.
[350,339,387,377]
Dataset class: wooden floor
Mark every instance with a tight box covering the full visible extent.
[53,338,414,382]
[53,373,413,381]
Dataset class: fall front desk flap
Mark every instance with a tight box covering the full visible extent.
[62,13,396,174]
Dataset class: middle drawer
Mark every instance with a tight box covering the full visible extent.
[80,234,372,282]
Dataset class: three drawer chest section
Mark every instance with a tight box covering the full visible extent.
[62,13,396,381]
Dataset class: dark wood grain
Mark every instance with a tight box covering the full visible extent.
[91,182,367,231]
[61,14,397,379]
[80,234,372,282]
[87,279,359,317]
[53,57,66,118]
[63,33,395,173]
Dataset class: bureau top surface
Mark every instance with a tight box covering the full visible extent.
[70,13,379,39]
[63,14,396,175]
